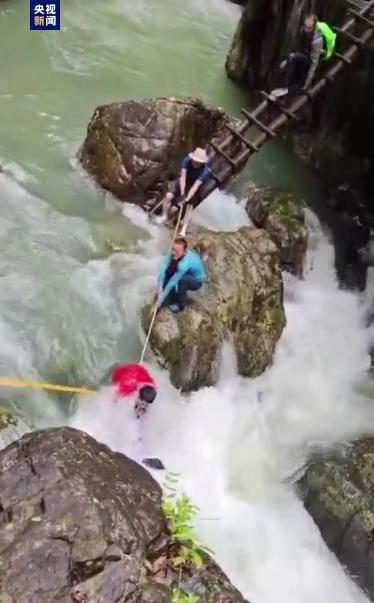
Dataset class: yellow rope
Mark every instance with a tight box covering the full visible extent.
[0,377,95,396]
[0,206,186,396]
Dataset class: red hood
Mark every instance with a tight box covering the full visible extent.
[111,364,155,397]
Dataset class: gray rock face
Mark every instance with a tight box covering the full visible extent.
[142,227,285,391]
[0,427,249,603]
[301,439,374,599]
[0,427,165,603]
[79,97,230,206]
[246,185,308,277]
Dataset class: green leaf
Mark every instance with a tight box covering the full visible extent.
[188,548,204,569]
[171,555,186,567]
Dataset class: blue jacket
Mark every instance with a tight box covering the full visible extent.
[157,250,206,305]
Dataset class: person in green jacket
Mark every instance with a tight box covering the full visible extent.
[270,14,336,100]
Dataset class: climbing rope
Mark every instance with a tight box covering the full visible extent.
[139,203,184,363]
[0,376,95,396]
[0,204,185,396]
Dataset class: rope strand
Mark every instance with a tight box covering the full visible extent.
[139,203,184,363]
[0,377,95,396]
[0,206,185,396]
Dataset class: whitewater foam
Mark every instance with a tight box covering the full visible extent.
[71,198,374,603]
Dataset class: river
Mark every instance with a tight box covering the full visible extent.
[1,1,374,602]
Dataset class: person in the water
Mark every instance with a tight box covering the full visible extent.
[109,363,164,471]
[111,363,157,418]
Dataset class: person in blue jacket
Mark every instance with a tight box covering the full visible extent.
[156,237,206,313]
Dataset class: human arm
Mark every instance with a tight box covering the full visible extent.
[180,157,190,197]
[158,261,188,306]
[156,251,172,297]
[179,168,187,197]
[185,164,209,202]
[303,38,323,89]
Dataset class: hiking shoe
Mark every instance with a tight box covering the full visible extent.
[269,87,289,101]
[169,303,182,313]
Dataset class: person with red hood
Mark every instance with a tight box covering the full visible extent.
[107,363,164,471]
[111,363,157,419]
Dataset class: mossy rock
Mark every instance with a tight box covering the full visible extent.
[0,427,249,603]
[0,407,17,430]
[142,226,285,391]
[247,185,308,277]
[301,438,374,598]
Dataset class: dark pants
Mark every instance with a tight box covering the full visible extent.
[163,274,202,309]
[284,53,310,90]
[169,179,202,209]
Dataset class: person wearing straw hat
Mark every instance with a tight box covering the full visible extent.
[155,147,210,236]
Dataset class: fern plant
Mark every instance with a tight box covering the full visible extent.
[171,587,200,603]
[162,473,213,570]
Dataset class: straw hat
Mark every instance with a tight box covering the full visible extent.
[189,147,208,163]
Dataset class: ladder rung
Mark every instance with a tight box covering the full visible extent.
[226,124,259,152]
[346,0,374,12]
[348,8,374,27]
[209,141,237,169]
[334,51,352,64]
[241,108,276,138]
[324,72,335,83]
[335,27,367,46]
[260,91,300,121]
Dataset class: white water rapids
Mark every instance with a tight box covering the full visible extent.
[1,0,374,600]
[71,193,374,603]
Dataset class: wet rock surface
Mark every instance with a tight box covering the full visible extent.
[246,185,307,277]
[79,96,231,207]
[0,427,249,603]
[142,226,285,391]
[301,439,374,599]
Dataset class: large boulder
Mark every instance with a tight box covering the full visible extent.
[79,97,231,206]
[142,227,285,391]
[300,439,374,599]
[0,427,249,603]
[246,185,308,277]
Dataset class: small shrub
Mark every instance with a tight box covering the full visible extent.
[162,473,213,571]
[172,587,200,603]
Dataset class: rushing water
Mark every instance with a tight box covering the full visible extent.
[1,1,374,602]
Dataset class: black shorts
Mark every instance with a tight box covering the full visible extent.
[168,179,202,209]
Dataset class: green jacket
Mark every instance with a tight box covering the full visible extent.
[317,21,337,60]
[304,22,336,89]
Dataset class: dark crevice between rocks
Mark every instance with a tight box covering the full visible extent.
[71,558,107,585]
[39,496,46,514]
